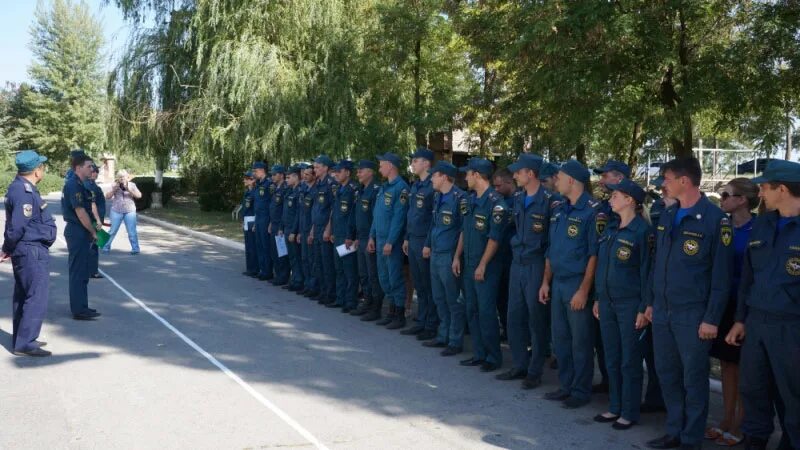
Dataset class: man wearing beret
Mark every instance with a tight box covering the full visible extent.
[241,170,258,277]
[330,160,360,312]
[280,165,304,291]
[252,161,274,281]
[353,160,385,320]
[310,155,338,305]
[2,150,57,356]
[369,153,410,328]
[298,164,319,298]
[726,159,800,450]
[268,164,290,286]
[86,164,105,279]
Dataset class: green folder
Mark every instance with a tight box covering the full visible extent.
[96,228,110,248]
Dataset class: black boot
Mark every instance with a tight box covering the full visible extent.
[376,304,394,326]
[386,308,406,329]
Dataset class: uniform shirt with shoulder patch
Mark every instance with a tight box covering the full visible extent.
[510,186,555,265]
[406,175,434,239]
[546,191,600,279]
[3,176,57,253]
[461,188,508,265]
[61,176,87,225]
[355,181,379,239]
[595,215,654,312]
[427,186,465,254]
[331,180,358,243]
[370,176,410,245]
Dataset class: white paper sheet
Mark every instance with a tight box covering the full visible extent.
[336,243,357,257]
[275,234,288,257]
[243,215,255,231]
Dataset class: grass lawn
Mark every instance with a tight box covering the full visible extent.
[142,194,243,242]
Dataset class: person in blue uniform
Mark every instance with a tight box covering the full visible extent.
[540,162,560,194]
[281,165,304,291]
[299,165,319,298]
[539,159,600,409]
[241,170,258,277]
[492,168,516,342]
[353,160,385,321]
[329,160,359,312]
[62,154,101,320]
[726,160,800,450]
[86,164,105,279]
[453,157,508,373]
[252,161,273,280]
[496,153,554,389]
[591,178,653,430]
[268,165,290,286]
[369,153,410,328]
[2,150,57,356]
[311,155,337,305]
[422,161,466,356]
[646,157,734,450]
[402,147,437,337]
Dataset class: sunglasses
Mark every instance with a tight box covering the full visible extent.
[720,192,741,200]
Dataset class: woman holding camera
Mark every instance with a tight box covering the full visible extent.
[103,170,142,254]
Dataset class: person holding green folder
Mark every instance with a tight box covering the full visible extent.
[87,164,106,278]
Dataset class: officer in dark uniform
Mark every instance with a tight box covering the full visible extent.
[281,165,304,291]
[454,157,508,372]
[310,155,337,305]
[62,154,101,320]
[2,150,57,356]
[330,160,359,312]
[492,167,516,342]
[353,160,384,321]
[726,160,800,450]
[252,161,273,280]
[369,153,410,328]
[423,161,466,355]
[241,170,258,277]
[539,159,600,409]
[496,153,554,389]
[268,164,290,286]
[646,157,733,450]
[540,162,560,194]
[86,164,105,279]
[299,165,319,298]
[402,147,437,338]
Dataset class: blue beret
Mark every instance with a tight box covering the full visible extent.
[243,170,254,178]
[377,152,404,170]
[333,160,354,171]
[314,155,334,167]
[357,159,376,170]
[430,161,457,178]
[508,153,544,173]
[252,161,267,170]
[15,150,48,173]
[751,160,800,184]
[459,157,494,176]
[594,159,631,178]
[271,164,285,174]
[606,178,646,204]
[410,147,435,162]
[559,159,591,184]
[540,162,559,180]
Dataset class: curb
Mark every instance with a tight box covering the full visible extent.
[138,214,245,252]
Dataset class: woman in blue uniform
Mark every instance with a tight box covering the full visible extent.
[592,179,653,430]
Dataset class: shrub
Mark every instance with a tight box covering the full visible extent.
[196,167,240,211]
[0,171,65,197]
[130,176,180,211]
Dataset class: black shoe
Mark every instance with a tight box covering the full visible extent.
[400,325,424,335]
[416,330,437,341]
[88,308,97,313]
[86,311,101,318]
[439,346,462,356]
[13,347,51,357]
[341,306,354,313]
[323,301,340,308]
[496,368,527,381]
[592,382,610,394]
[386,317,406,330]
[562,396,590,409]
[460,357,484,367]
[376,315,394,326]
[73,313,97,320]
[521,376,542,390]
[34,340,47,347]
[743,436,768,450]
[612,420,635,430]
[544,389,570,401]
[350,308,367,316]
[263,275,274,281]
[90,273,104,279]
[640,403,667,414]
[480,362,499,372]
[423,340,447,348]
[646,434,681,449]
[361,312,381,322]
[257,275,270,281]
[242,271,255,276]
[593,413,620,423]
[297,289,308,295]
[281,285,293,290]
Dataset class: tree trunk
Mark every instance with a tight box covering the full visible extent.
[151,156,165,209]
[575,143,586,164]
[627,121,642,168]
[413,38,426,147]
[787,116,793,160]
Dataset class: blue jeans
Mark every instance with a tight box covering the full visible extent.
[103,210,140,253]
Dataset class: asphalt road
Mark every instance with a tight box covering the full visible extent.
[0,195,725,449]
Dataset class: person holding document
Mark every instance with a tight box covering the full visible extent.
[241,171,258,277]
[330,160,359,313]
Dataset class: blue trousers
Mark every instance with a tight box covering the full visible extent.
[598,296,643,422]
[463,260,502,365]
[11,243,49,352]
[89,241,99,275]
[640,325,665,408]
[65,223,91,315]
[255,221,273,278]
[313,235,336,302]
[244,226,258,275]
[376,238,406,307]
[300,232,317,292]
[408,236,436,330]
[269,230,290,284]
[357,238,383,305]
[653,314,712,446]
[739,310,800,448]
[288,236,303,288]
[333,241,358,308]
[507,261,549,378]
[430,251,464,347]
[551,276,595,402]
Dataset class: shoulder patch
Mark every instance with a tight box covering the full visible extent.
[399,189,409,205]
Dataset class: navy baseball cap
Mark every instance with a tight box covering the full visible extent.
[252,161,267,170]
[287,165,301,175]
[410,147,434,162]
[357,159,376,170]
[540,162,559,180]
[70,149,86,159]
[594,159,631,178]
[243,170,254,178]
[508,153,544,173]
[751,160,800,184]
[15,150,48,172]
[297,162,311,170]
[606,178,646,204]
[559,159,591,184]
[314,155,334,167]
[650,175,664,187]
[333,160,354,171]
[429,161,457,178]
[377,152,404,170]
[459,157,494,176]
[271,164,286,174]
